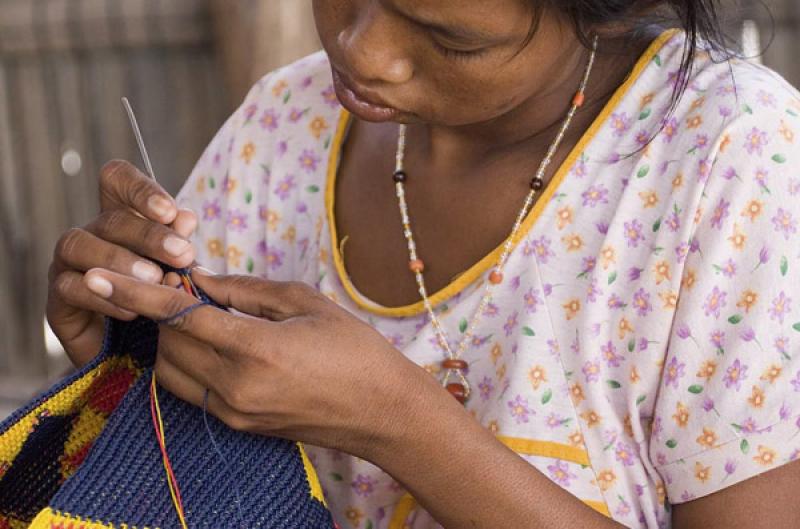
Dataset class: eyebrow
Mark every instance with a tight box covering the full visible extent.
[392,6,501,43]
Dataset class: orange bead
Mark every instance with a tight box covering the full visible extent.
[572,91,585,107]
[442,358,469,371]
[409,259,425,273]
[446,383,468,404]
[489,270,503,284]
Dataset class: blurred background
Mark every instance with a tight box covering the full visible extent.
[0,0,798,418]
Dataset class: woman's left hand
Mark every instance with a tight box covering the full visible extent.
[82,266,432,457]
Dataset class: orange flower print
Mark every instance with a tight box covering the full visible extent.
[696,360,717,380]
[195,176,206,193]
[719,133,731,152]
[686,115,703,129]
[580,410,601,428]
[694,462,711,483]
[659,290,678,309]
[556,206,573,229]
[600,245,616,269]
[696,427,718,448]
[736,289,758,312]
[563,298,581,320]
[226,245,243,268]
[753,445,777,466]
[728,222,747,250]
[640,93,654,109]
[281,226,297,243]
[528,365,547,390]
[240,142,256,164]
[671,172,684,189]
[617,317,634,339]
[596,469,617,492]
[345,507,363,527]
[693,206,703,225]
[690,96,706,111]
[569,383,585,405]
[673,402,690,427]
[623,413,635,438]
[309,116,329,139]
[639,190,659,208]
[207,238,224,258]
[487,420,500,435]
[748,385,766,408]
[653,261,671,284]
[655,481,667,505]
[760,364,782,384]
[496,363,507,380]
[630,366,640,384]
[490,343,502,364]
[263,209,281,232]
[319,247,329,264]
[423,363,441,376]
[223,175,238,195]
[568,431,585,449]
[779,120,794,143]
[741,199,764,222]
[562,234,583,252]
[271,79,288,97]
[681,269,697,290]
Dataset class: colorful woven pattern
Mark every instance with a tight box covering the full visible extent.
[0,297,334,528]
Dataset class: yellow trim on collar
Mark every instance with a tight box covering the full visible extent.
[325,29,679,317]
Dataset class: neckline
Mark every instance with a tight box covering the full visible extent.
[324,29,679,318]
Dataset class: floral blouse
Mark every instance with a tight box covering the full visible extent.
[175,30,800,529]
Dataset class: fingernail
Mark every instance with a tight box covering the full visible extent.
[132,261,162,282]
[192,266,216,276]
[87,275,113,298]
[164,236,190,257]
[148,195,172,218]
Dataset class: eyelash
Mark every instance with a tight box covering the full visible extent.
[433,41,488,61]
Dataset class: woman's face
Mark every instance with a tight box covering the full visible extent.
[313,0,582,127]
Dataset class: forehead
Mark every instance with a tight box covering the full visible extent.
[388,0,531,34]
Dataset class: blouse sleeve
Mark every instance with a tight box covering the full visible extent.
[650,101,800,503]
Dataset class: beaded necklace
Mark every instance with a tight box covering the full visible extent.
[392,36,599,404]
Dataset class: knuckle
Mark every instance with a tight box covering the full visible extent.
[224,413,252,433]
[55,228,85,261]
[99,159,130,189]
[94,208,128,239]
[161,298,192,331]
[222,386,251,413]
[53,272,78,299]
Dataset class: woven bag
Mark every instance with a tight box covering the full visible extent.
[0,274,336,529]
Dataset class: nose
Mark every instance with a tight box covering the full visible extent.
[337,6,413,85]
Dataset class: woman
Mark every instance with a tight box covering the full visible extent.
[46,1,800,527]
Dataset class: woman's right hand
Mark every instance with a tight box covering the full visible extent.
[46,160,198,368]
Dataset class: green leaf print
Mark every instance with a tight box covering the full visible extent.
[307,184,320,193]
[653,54,662,67]
[788,108,799,117]
[781,255,789,276]
[245,190,253,203]
[209,177,215,189]
[627,338,635,353]
[607,380,622,389]
[522,326,536,337]
[740,439,750,454]
[688,384,704,394]
[608,271,617,285]
[324,135,332,149]
[365,520,374,529]
[283,89,292,104]
[793,322,800,333]
[727,314,743,325]
[541,389,553,405]
[330,472,343,481]
[639,108,652,120]
[246,257,254,273]
[666,439,677,449]
[637,165,650,178]
[743,103,753,114]
[652,218,662,232]
[636,394,647,406]
[772,153,787,164]
[459,318,468,333]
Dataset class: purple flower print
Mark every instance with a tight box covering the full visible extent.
[602,341,623,368]
[596,221,610,235]
[273,174,297,200]
[661,117,679,143]
[744,127,768,156]
[259,108,280,131]
[718,258,737,277]
[665,211,681,232]
[703,286,727,319]
[694,134,710,150]
[586,277,602,303]
[542,283,553,296]
[757,89,777,107]
[632,288,653,316]
[508,395,533,424]
[697,158,712,182]
[723,359,748,391]
[351,474,378,497]
[709,198,730,230]
[615,442,636,466]
[740,417,758,433]
[288,107,306,123]
[709,329,725,351]
[531,236,555,264]
[702,398,715,412]
[627,267,643,281]
[256,240,285,271]
[664,357,685,388]
[771,208,798,240]
[623,219,645,248]
[768,291,792,324]
[582,360,601,383]
[482,302,500,317]
[674,242,689,263]
[755,168,770,193]
[582,184,609,207]
[321,85,339,107]
[722,167,738,180]
[610,112,633,137]
[478,376,494,401]
[503,311,519,336]
[547,460,577,487]
[243,103,258,123]
[298,149,321,172]
[791,370,800,393]
[635,129,650,146]
[676,323,692,340]
[545,413,569,429]
[276,140,288,157]
[523,288,542,314]
[774,336,790,359]
[202,199,221,220]
[510,275,521,291]
[724,459,737,477]
[780,403,792,421]
[607,294,626,310]
[637,338,650,352]
[226,210,248,232]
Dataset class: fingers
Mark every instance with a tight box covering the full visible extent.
[99,160,177,224]
[171,208,198,239]
[83,268,255,352]
[190,270,324,321]
[157,326,224,396]
[50,269,138,322]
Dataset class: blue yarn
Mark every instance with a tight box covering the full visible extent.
[155,301,210,325]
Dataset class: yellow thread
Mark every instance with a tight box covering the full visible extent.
[326,29,680,317]
[496,436,590,466]
[298,442,328,506]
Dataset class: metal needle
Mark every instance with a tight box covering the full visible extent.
[121,97,157,182]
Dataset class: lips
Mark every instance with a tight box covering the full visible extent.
[331,68,400,122]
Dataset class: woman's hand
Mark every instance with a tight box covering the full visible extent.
[47,160,198,367]
[81,267,433,456]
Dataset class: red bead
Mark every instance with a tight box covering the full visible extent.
[409,259,425,273]
[442,358,469,371]
[489,270,503,284]
[572,91,585,107]
[446,383,468,404]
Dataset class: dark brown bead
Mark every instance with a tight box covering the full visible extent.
[530,177,544,191]
[393,170,407,183]
[442,358,469,371]
[446,383,468,404]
